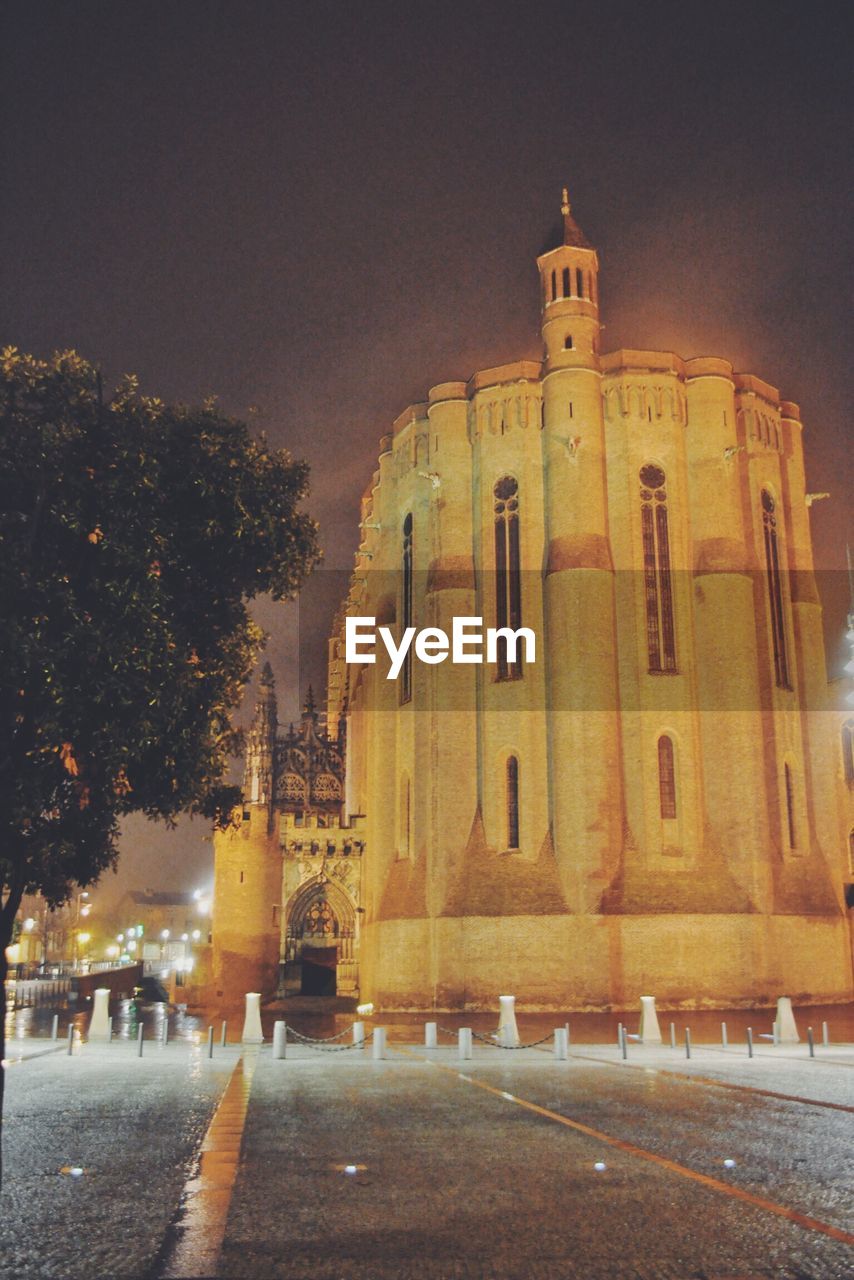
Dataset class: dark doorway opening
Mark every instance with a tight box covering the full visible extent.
[300,946,338,996]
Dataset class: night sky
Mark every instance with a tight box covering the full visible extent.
[2,1,851,907]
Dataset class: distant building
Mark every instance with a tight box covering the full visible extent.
[8,893,76,973]
[214,192,854,1011]
[113,889,208,967]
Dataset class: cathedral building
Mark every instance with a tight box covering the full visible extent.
[213,192,854,1011]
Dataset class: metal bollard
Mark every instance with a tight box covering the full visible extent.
[669,1021,676,1049]
[772,1022,780,1046]
[161,1018,168,1047]
[372,1027,387,1061]
[565,1021,571,1046]
[220,1020,227,1048]
[67,1024,74,1056]
[685,1028,692,1059]
[616,1022,623,1047]
[107,1017,113,1042]
[51,1014,59,1041]
[272,1021,287,1059]
[352,1020,365,1047]
[822,1020,829,1047]
[207,1026,214,1059]
[747,1027,754,1058]
[553,1027,568,1060]
[620,1025,628,1060]
[721,1021,728,1049]
[137,1024,144,1057]
[424,1021,438,1049]
[458,1028,473,1060]
[807,1026,815,1058]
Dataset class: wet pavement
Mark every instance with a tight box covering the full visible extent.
[1,1017,852,1279]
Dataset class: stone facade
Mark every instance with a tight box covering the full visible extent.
[214,193,854,1010]
[212,671,365,1000]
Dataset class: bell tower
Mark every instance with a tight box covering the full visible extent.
[537,186,601,369]
[212,660,282,998]
[538,187,622,912]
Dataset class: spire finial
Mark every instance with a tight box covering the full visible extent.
[561,186,570,216]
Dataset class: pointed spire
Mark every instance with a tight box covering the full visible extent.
[303,685,316,717]
[560,183,594,250]
[260,661,275,690]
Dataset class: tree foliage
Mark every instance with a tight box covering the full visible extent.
[0,348,320,928]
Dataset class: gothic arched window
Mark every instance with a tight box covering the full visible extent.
[562,266,570,297]
[640,464,677,673]
[761,491,791,688]
[400,775,412,857]
[550,270,557,301]
[493,476,522,680]
[784,762,797,849]
[658,735,677,819]
[506,755,520,849]
[401,513,413,704]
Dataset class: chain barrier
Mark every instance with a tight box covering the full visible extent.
[284,1028,374,1053]
[284,1025,355,1044]
[436,1025,555,1050]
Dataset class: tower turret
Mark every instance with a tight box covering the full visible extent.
[243,661,277,806]
[537,186,601,369]
[538,188,622,910]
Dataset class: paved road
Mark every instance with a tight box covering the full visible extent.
[1,1037,852,1279]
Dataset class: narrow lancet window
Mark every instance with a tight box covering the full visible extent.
[401,513,413,704]
[506,756,520,849]
[640,465,677,673]
[562,266,570,297]
[762,491,791,688]
[784,763,796,849]
[493,477,522,680]
[400,775,411,856]
[658,736,677,819]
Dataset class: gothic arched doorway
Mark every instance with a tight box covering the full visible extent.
[284,876,356,998]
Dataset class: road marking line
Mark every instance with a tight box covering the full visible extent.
[160,1051,257,1278]
[397,1049,854,1249]
[564,1051,854,1113]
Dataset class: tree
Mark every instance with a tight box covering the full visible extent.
[0,348,320,1170]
